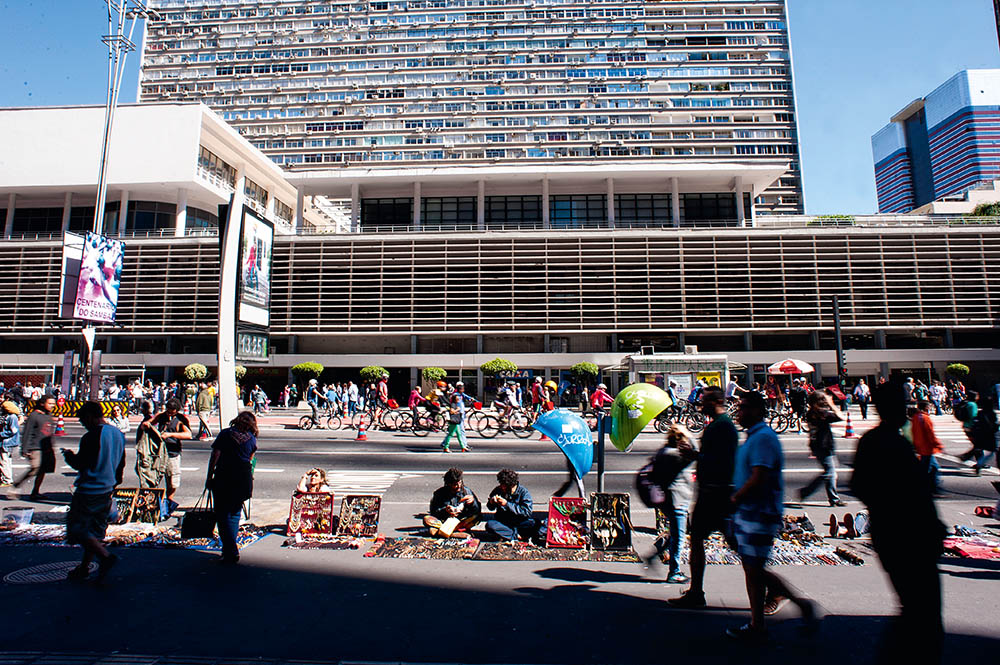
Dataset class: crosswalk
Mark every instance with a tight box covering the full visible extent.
[322,471,422,496]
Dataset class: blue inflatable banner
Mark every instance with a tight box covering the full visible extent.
[533,409,594,479]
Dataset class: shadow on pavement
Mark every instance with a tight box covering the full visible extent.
[1,544,998,665]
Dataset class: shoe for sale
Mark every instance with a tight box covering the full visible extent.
[726,623,767,643]
[667,590,706,609]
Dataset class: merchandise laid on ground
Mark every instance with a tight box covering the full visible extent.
[943,525,1000,561]
[0,522,267,551]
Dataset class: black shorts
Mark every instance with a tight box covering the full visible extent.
[66,491,113,545]
[689,486,734,540]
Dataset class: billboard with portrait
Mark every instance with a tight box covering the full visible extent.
[237,209,274,327]
[73,232,125,323]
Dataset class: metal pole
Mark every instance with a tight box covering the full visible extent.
[995,0,1000,52]
[833,294,845,381]
[596,413,606,492]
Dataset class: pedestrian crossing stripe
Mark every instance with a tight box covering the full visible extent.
[323,471,420,495]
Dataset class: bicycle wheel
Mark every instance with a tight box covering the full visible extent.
[325,414,342,430]
[298,415,314,431]
[412,413,431,437]
[479,414,500,439]
[396,411,414,433]
[380,409,399,431]
[352,412,372,430]
[510,411,533,438]
[684,411,706,433]
[769,412,788,434]
[653,415,671,434]
[467,411,487,434]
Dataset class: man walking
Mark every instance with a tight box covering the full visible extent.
[851,381,945,664]
[668,386,739,608]
[195,382,214,440]
[63,401,126,583]
[728,392,816,641]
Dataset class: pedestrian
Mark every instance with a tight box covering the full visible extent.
[647,424,696,584]
[910,400,944,493]
[0,400,21,487]
[440,392,470,453]
[851,380,945,664]
[108,403,130,434]
[728,391,817,641]
[195,382,214,440]
[63,401,126,583]
[141,398,191,508]
[288,383,298,408]
[204,410,257,565]
[798,390,847,507]
[669,386,739,608]
[135,399,168,489]
[347,381,358,416]
[11,396,56,499]
[961,392,998,474]
[853,378,871,420]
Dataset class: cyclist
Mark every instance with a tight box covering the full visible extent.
[725,376,749,405]
[492,382,516,422]
[305,379,323,427]
[542,380,558,412]
[591,382,614,416]
[408,385,426,422]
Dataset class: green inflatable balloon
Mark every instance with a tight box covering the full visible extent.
[610,383,673,451]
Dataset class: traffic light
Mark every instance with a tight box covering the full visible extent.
[839,350,847,373]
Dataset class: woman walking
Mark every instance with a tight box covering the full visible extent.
[799,390,847,506]
[205,411,258,564]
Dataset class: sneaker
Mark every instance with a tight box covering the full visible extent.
[66,564,90,583]
[726,623,767,643]
[667,590,706,609]
[798,598,821,636]
[666,571,690,584]
[830,499,847,507]
[442,447,451,453]
[95,553,119,583]
[461,446,471,452]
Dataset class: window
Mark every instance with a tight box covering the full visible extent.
[550,194,606,228]
[486,195,541,225]
[244,178,269,211]
[421,197,476,228]
[615,194,672,226]
[198,146,236,188]
[361,198,412,228]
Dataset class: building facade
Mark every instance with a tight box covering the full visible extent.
[140,0,805,219]
[873,69,1000,214]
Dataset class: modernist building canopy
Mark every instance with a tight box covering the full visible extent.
[286,161,790,199]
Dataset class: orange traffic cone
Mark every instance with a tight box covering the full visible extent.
[844,411,855,438]
[356,422,368,441]
[55,413,65,436]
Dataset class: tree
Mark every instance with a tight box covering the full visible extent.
[946,363,970,379]
[972,201,1000,217]
[234,365,247,382]
[570,361,599,385]
[183,363,208,382]
[291,362,324,385]
[421,367,447,384]
[479,358,518,376]
[360,365,388,384]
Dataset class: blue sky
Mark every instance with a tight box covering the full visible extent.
[1,0,998,214]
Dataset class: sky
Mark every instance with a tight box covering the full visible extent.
[1,0,999,215]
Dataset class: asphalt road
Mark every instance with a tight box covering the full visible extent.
[2,411,999,665]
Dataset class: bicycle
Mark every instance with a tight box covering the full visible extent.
[298,414,322,430]
[478,409,533,439]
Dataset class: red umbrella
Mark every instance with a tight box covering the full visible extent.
[767,358,815,375]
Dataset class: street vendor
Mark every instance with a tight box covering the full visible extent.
[296,468,331,494]
[423,467,481,538]
[484,468,546,543]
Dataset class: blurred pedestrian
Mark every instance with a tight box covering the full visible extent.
[646,424,696,584]
[63,401,126,583]
[910,400,944,493]
[669,386,739,608]
[205,411,257,565]
[0,400,21,487]
[727,392,816,641]
[798,390,846,507]
[851,380,945,664]
[11,396,56,499]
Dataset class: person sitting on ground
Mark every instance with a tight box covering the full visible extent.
[484,468,546,543]
[423,467,481,538]
[296,468,331,494]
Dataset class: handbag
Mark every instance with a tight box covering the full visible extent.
[181,490,217,539]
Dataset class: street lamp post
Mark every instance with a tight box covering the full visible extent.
[93,1,155,236]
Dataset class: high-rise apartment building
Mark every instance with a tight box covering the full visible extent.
[873,69,1000,214]
[139,0,804,223]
